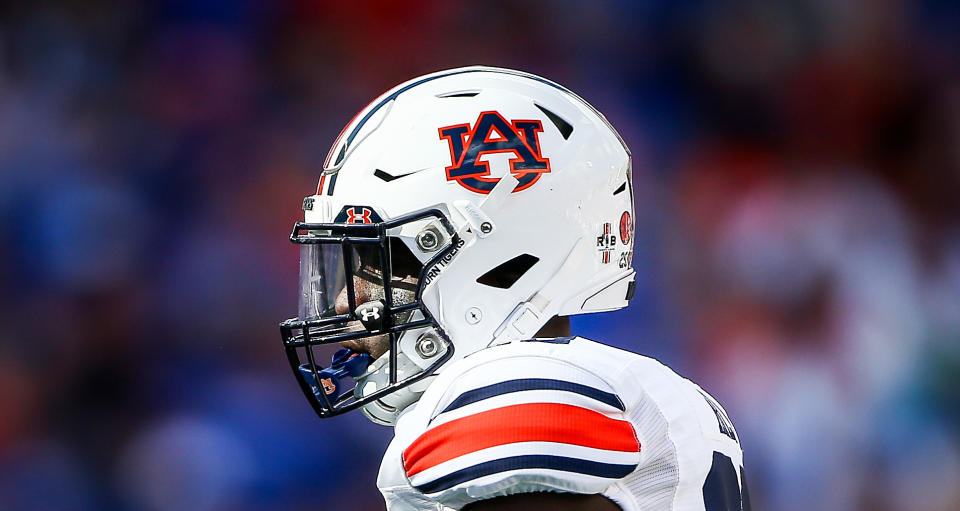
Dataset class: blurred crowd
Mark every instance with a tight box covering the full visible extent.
[1,1,958,510]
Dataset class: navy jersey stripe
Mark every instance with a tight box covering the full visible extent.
[440,378,625,414]
[334,68,571,167]
[413,454,637,494]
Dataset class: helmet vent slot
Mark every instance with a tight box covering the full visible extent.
[375,168,424,182]
[476,254,540,289]
[613,182,627,195]
[436,91,479,98]
[535,104,573,140]
[374,169,397,182]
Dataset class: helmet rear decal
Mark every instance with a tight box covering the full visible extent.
[619,212,633,245]
[439,111,551,194]
[597,222,616,264]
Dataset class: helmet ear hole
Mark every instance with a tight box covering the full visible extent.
[476,254,540,289]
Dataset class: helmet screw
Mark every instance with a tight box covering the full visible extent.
[465,307,482,325]
[416,227,441,252]
[480,222,493,234]
[415,333,440,358]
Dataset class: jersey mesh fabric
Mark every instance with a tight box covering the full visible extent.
[617,380,680,509]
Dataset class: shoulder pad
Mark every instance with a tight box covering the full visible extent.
[401,353,640,508]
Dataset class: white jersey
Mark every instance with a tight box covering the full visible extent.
[377,337,749,511]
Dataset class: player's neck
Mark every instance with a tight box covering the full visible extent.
[534,316,571,338]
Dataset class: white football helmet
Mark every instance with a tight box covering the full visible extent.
[280,66,635,425]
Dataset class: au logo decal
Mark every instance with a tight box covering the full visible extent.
[439,111,550,194]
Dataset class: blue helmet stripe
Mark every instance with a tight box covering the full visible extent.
[333,67,571,167]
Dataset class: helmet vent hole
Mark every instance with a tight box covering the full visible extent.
[374,168,425,182]
[436,91,479,98]
[374,169,397,182]
[614,182,627,195]
[476,254,540,289]
[535,104,573,140]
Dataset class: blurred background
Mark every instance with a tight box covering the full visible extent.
[1,0,958,510]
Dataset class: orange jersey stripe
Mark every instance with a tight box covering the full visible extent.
[403,402,639,477]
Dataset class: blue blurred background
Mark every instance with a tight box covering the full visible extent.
[1,1,959,510]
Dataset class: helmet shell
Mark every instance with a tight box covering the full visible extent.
[305,66,635,368]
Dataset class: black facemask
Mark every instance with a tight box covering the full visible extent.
[279,207,459,419]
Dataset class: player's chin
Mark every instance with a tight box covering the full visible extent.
[340,334,391,360]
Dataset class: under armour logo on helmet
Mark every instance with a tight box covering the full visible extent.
[346,207,373,224]
[439,111,551,194]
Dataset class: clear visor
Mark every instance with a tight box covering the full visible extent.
[298,244,343,321]
[282,212,458,419]
[297,238,422,323]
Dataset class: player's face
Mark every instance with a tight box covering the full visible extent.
[334,278,392,358]
[334,245,420,359]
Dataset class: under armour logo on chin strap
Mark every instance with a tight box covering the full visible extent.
[356,300,385,332]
